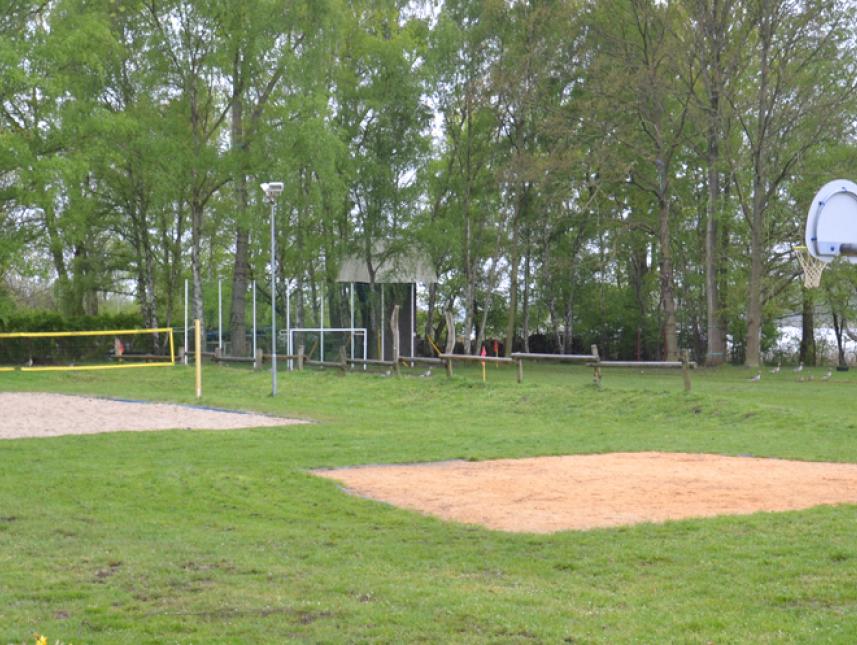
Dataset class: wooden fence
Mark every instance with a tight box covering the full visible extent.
[190,310,696,391]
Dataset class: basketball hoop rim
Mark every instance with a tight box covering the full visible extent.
[794,243,826,288]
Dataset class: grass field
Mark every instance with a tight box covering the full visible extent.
[2,363,857,643]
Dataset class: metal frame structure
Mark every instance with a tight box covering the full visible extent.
[288,328,367,366]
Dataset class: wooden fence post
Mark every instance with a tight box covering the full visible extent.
[516,358,523,384]
[254,348,263,370]
[297,344,304,371]
[391,305,401,377]
[444,310,455,378]
[682,349,691,392]
[339,346,347,375]
[591,344,602,387]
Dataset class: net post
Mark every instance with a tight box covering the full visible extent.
[168,328,175,365]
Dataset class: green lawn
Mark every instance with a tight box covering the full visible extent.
[2,363,857,643]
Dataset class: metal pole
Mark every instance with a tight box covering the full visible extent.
[252,280,257,359]
[411,282,415,367]
[320,280,325,363]
[363,330,367,371]
[350,281,355,361]
[271,201,277,396]
[194,319,202,399]
[183,278,188,365]
[380,285,385,361]
[286,281,292,370]
[218,278,223,351]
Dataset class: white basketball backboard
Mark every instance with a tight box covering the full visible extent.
[805,179,857,264]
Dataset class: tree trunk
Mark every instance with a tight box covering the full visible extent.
[424,281,437,345]
[718,177,731,361]
[142,227,160,350]
[832,311,846,368]
[799,289,816,366]
[704,136,725,365]
[658,193,679,361]
[191,198,205,344]
[463,214,475,355]
[229,92,250,356]
[521,247,531,353]
[745,181,764,368]
[744,10,771,369]
[504,224,520,356]
[563,299,573,354]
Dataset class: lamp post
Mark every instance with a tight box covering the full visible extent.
[261,181,284,395]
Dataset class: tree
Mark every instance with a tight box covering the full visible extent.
[733,0,857,367]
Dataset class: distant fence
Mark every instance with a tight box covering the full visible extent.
[189,308,696,392]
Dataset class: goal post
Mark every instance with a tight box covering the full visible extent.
[0,327,176,372]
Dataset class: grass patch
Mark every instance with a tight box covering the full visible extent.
[2,363,857,642]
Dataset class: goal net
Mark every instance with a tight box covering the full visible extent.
[0,327,175,372]
[286,328,367,362]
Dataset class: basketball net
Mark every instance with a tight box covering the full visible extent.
[794,245,826,289]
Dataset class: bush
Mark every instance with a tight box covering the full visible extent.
[0,310,144,333]
[0,311,148,366]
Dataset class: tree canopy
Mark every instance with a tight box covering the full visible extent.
[3,0,857,365]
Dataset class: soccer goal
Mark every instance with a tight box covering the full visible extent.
[0,327,175,372]
[287,328,367,364]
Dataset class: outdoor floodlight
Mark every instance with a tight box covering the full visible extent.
[262,181,284,395]
[261,182,284,200]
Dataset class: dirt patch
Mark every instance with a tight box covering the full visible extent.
[315,452,857,533]
[0,392,305,439]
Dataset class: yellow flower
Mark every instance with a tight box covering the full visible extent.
[35,636,47,645]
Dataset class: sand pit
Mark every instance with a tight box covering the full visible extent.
[0,392,306,439]
[316,452,857,533]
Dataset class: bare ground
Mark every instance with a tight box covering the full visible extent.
[0,392,305,439]
[315,452,857,533]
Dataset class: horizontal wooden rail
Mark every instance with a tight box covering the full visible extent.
[439,353,515,365]
[346,357,396,367]
[586,360,697,369]
[511,352,596,363]
[399,356,445,366]
[109,353,171,361]
[213,354,255,363]
[304,359,346,369]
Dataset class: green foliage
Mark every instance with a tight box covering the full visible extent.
[0,310,143,333]
[4,0,857,365]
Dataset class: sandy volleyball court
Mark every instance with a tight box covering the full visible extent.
[316,452,857,533]
[0,392,305,439]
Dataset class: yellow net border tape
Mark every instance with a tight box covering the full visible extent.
[0,328,175,371]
